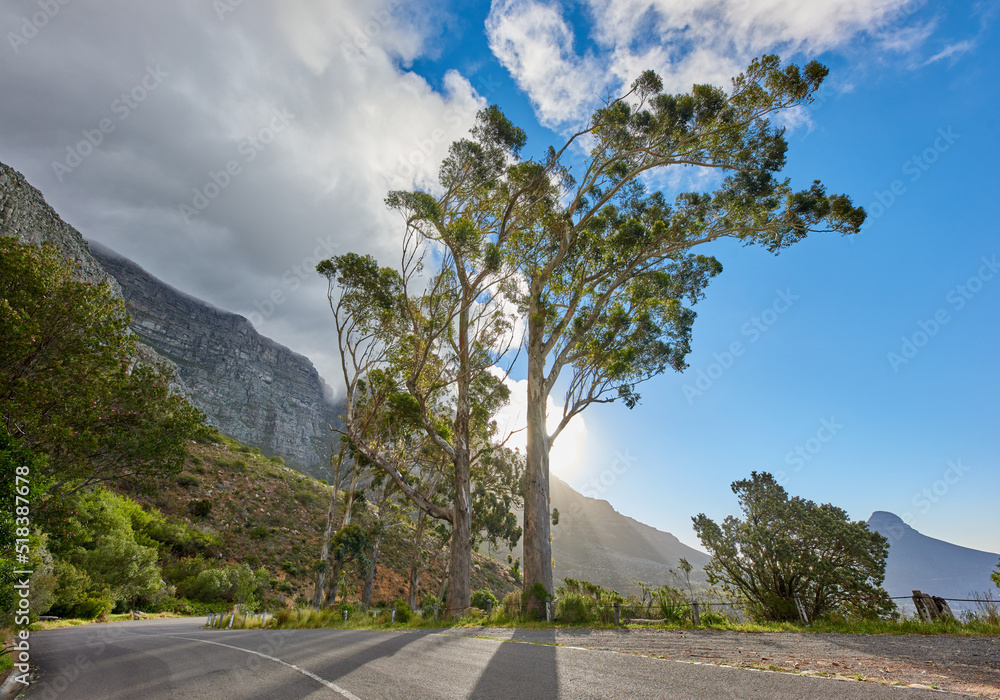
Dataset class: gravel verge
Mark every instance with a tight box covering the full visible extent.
[437,627,1000,697]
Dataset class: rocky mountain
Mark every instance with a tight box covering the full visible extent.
[491,475,711,596]
[91,244,340,478]
[1,160,339,479]
[868,511,1000,610]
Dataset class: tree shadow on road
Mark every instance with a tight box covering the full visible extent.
[468,627,559,700]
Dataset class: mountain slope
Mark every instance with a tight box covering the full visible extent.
[868,511,1000,608]
[491,475,710,595]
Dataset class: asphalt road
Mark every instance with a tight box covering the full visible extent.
[22,618,977,699]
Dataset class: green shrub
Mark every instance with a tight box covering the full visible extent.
[189,568,232,602]
[502,591,521,620]
[420,594,439,615]
[555,593,595,624]
[392,597,413,623]
[699,610,728,626]
[248,526,270,540]
[522,582,551,620]
[471,588,499,613]
[189,499,212,518]
[461,607,486,623]
[176,473,200,488]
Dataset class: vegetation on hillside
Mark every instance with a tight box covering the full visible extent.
[0,237,205,494]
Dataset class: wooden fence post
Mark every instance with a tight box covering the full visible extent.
[613,601,620,626]
[692,601,701,626]
[912,591,934,623]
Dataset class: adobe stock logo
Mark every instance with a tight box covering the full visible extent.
[178,108,294,223]
[682,289,798,403]
[888,255,997,371]
[50,66,169,181]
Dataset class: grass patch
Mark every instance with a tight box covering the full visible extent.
[0,647,13,672]
[232,609,995,636]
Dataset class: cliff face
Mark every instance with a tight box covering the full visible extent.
[1,160,339,479]
[1,161,117,288]
[91,245,339,477]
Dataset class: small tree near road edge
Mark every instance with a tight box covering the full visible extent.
[692,472,894,622]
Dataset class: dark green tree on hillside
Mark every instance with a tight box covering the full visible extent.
[692,472,894,622]
[0,237,204,493]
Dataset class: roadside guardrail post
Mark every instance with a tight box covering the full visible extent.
[692,601,700,626]
[793,597,809,625]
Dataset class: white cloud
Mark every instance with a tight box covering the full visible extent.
[486,0,605,127]
[0,0,481,389]
[487,0,925,130]
[922,39,977,66]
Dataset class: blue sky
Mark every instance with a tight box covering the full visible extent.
[1,0,997,555]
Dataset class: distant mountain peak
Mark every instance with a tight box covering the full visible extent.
[867,509,999,608]
[869,510,904,523]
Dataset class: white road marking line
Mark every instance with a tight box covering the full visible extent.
[169,635,361,700]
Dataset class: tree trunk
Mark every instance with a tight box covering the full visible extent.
[313,444,346,609]
[442,283,474,619]
[312,485,337,609]
[407,509,427,608]
[522,313,553,613]
[446,429,472,617]
[436,557,449,603]
[324,559,344,607]
[362,535,380,608]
